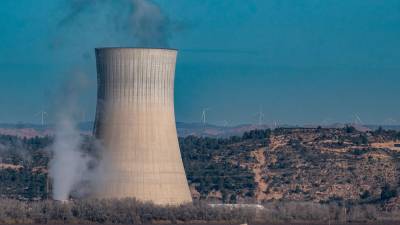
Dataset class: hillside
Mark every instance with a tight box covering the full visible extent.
[1,127,400,209]
[182,127,400,209]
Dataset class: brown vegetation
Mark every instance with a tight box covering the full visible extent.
[0,198,400,224]
[0,198,254,224]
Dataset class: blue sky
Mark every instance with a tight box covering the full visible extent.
[0,0,399,125]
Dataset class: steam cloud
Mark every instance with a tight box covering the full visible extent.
[50,115,89,200]
[58,0,175,47]
[49,73,94,201]
[131,0,171,47]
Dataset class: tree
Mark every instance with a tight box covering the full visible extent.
[380,184,397,201]
[345,126,356,133]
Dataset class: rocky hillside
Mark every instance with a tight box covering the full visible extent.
[181,127,400,207]
[1,127,400,208]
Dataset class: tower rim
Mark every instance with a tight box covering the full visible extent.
[95,47,177,51]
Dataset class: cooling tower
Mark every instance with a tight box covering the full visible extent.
[93,48,192,205]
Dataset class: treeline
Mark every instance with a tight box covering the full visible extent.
[1,198,400,224]
[0,135,51,200]
[0,135,51,167]
[260,201,400,222]
[0,198,254,224]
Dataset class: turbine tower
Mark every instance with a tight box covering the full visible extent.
[255,106,265,126]
[93,48,192,205]
[201,108,209,124]
[35,110,47,126]
[353,114,363,125]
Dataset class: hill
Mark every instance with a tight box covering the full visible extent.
[3,121,397,138]
[0,122,270,138]
[1,126,400,210]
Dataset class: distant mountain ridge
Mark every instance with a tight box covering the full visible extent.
[1,122,400,138]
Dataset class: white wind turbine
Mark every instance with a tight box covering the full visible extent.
[321,117,333,127]
[255,106,265,126]
[273,120,279,129]
[353,114,363,125]
[221,120,229,127]
[383,118,397,125]
[35,110,48,126]
[201,108,210,125]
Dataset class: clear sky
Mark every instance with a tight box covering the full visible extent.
[0,0,399,125]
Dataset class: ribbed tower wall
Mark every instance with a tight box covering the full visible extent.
[93,48,192,205]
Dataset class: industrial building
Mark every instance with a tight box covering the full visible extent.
[93,48,192,205]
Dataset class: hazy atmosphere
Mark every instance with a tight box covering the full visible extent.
[2,1,400,224]
[1,0,400,125]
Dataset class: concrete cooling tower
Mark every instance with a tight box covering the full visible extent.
[93,48,192,205]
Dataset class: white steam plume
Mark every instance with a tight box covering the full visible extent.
[49,73,93,201]
[56,0,181,48]
[131,0,170,47]
[50,116,90,200]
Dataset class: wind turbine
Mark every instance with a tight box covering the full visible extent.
[383,118,397,125]
[353,114,363,125]
[321,117,333,127]
[254,106,265,126]
[221,120,229,127]
[273,120,279,129]
[201,108,210,124]
[35,110,48,126]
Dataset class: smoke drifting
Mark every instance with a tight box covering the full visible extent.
[131,0,171,47]
[50,115,89,200]
[49,73,95,201]
[58,0,174,47]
